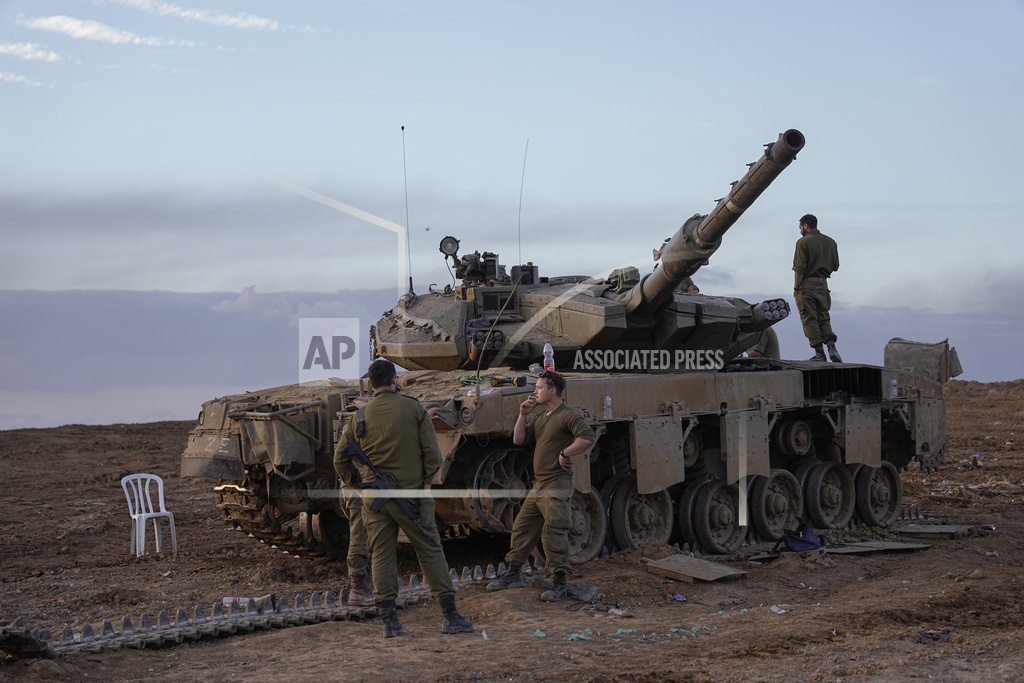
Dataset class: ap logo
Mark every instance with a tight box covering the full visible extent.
[298,318,360,382]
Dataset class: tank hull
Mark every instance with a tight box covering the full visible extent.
[181,357,947,560]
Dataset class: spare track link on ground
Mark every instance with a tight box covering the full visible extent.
[1,560,539,660]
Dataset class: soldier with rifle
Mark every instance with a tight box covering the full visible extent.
[334,359,473,638]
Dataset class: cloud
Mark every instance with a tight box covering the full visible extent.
[18,16,194,48]
[0,42,63,62]
[107,0,279,31]
[0,72,43,87]
[211,286,294,315]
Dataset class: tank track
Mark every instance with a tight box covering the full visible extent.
[214,480,327,558]
[1,560,532,660]
[605,503,928,558]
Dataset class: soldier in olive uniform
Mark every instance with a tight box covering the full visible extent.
[792,213,842,362]
[340,487,373,606]
[334,359,473,638]
[487,370,596,601]
[747,327,781,360]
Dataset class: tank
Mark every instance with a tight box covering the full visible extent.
[181,129,961,561]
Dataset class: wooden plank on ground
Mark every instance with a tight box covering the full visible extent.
[825,540,931,555]
[642,555,747,583]
[895,524,971,540]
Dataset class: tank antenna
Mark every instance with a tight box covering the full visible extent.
[517,138,529,267]
[402,125,414,293]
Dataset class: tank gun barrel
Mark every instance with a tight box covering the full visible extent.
[621,129,805,319]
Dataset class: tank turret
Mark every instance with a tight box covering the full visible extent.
[373,130,805,372]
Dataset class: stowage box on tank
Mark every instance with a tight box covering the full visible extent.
[181,129,961,561]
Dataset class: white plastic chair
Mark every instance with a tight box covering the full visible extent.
[121,474,177,556]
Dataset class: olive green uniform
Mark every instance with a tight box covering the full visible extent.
[334,389,455,603]
[748,327,781,360]
[340,485,368,577]
[793,229,840,347]
[505,404,596,575]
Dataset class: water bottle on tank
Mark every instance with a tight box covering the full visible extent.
[543,341,555,372]
[603,394,613,420]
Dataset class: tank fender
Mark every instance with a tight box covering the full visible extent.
[722,410,772,484]
[630,417,687,494]
[180,431,245,480]
[843,403,882,467]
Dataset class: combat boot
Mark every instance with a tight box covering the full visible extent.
[826,340,843,363]
[377,600,402,638]
[541,572,568,602]
[486,564,524,591]
[439,595,474,634]
[348,573,374,607]
[808,344,826,362]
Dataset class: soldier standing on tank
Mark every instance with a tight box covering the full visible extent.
[334,359,473,638]
[487,370,596,601]
[792,213,842,362]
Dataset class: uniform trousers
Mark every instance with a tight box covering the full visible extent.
[363,495,455,603]
[794,278,836,347]
[341,486,368,577]
[504,476,574,575]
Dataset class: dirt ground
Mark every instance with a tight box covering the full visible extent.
[2,379,1023,682]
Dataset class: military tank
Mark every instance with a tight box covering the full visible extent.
[181,129,960,562]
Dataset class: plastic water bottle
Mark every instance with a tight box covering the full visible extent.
[543,341,555,372]
[603,394,613,420]
[890,377,898,398]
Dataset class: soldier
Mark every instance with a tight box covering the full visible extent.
[340,486,373,607]
[487,370,596,601]
[746,327,781,360]
[334,359,473,638]
[792,213,842,362]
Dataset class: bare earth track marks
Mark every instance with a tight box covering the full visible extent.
[2,379,1023,681]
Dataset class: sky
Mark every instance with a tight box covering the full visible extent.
[2,1,1023,428]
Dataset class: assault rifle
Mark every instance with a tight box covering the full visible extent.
[338,405,427,536]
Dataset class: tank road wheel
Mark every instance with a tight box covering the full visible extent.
[598,472,633,552]
[567,487,607,565]
[804,462,856,529]
[693,480,746,554]
[309,510,351,556]
[676,479,712,549]
[855,462,904,527]
[749,469,803,541]
[472,449,532,533]
[609,475,673,550]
